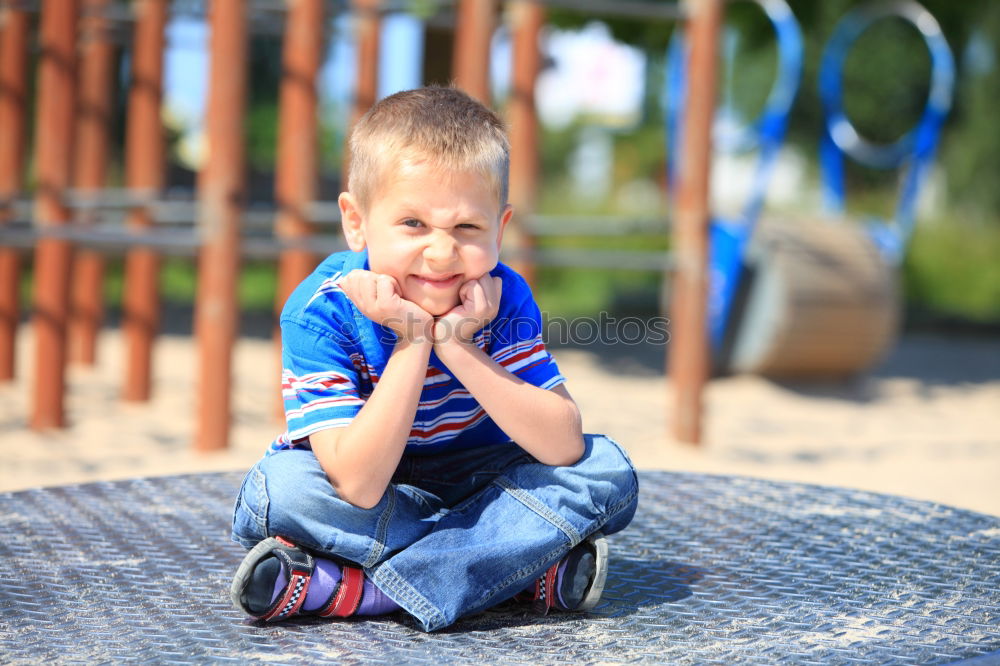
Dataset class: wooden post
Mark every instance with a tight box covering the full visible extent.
[194,0,247,451]
[69,0,115,366]
[506,0,542,286]
[122,0,167,402]
[30,0,80,430]
[669,0,721,445]
[274,0,324,416]
[344,0,380,182]
[452,0,494,104]
[0,1,30,381]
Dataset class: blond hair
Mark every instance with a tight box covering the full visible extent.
[346,86,510,212]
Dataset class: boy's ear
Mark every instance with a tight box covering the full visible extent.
[496,204,513,251]
[338,192,367,252]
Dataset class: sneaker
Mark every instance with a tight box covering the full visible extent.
[230,536,370,622]
[519,531,609,613]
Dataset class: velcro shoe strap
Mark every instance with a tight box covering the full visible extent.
[263,570,311,622]
[533,562,558,615]
[259,536,314,622]
[271,536,313,570]
[319,565,364,618]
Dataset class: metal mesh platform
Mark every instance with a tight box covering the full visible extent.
[1,471,998,664]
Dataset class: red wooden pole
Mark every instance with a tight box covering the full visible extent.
[343,0,379,181]
[69,0,115,366]
[669,0,721,445]
[121,0,167,402]
[0,2,30,382]
[275,0,323,305]
[274,0,324,417]
[30,0,80,430]
[194,0,247,451]
[506,0,543,286]
[452,0,495,105]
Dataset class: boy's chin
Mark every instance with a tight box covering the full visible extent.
[409,295,459,317]
[424,302,459,317]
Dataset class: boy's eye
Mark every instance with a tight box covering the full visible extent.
[402,218,423,228]
[457,223,481,231]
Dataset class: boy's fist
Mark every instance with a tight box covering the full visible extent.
[339,269,434,343]
[433,275,502,346]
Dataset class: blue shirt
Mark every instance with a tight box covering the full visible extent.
[270,249,565,455]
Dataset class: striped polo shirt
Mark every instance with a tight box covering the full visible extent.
[269,249,565,455]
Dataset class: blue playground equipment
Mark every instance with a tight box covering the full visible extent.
[667,0,955,377]
[665,0,804,355]
[818,0,956,265]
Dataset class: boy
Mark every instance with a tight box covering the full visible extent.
[230,86,638,632]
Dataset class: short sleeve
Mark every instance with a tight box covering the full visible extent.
[280,318,365,441]
[487,270,565,390]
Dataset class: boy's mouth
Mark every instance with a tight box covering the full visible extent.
[411,273,462,289]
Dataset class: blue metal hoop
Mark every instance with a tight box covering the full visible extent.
[665,0,804,349]
[667,0,803,196]
[818,0,955,261]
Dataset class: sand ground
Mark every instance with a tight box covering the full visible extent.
[1,326,998,516]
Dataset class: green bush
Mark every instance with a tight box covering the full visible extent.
[904,218,1000,323]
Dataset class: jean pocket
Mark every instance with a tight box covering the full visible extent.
[231,464,269,547]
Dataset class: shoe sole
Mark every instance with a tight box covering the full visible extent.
[230,536,285,613]
[236,535,609,615]
[576,531,608,612]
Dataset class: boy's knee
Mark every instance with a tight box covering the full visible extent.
[256,449,324,506]
[552,434,638,532]
[252,450,354,545]
[582,434,638,494]
[232,451,334,549]
[231,462,269,548]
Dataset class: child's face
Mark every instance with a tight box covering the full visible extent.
[340,160,511,316]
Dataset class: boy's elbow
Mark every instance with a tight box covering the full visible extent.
[331,477,383,510]
[551,407,585,466]
[541,415,585,467]
[314,438,384,509]
[341,489,382,510]
[546,395,585,467]
[325,459,384,508]
[555,434,586,467]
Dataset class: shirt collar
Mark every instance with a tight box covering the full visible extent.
[343,247,369,273]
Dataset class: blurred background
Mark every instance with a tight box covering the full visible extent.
[0,0,997,514]
[6,0,999,324]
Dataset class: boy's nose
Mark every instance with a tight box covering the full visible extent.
[424,232,457,265]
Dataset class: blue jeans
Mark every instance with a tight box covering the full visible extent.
[231,433,638,631]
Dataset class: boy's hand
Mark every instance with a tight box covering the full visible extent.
[433,275,502,346]
[340,269,434,344]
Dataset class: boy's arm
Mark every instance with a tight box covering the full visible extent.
[310,337,431,509]
[435,338,584,466]
[309,270,434,509]
[434,275,584,466]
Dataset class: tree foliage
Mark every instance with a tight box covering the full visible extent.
[547,0,998,217]
[940,2,1000,218]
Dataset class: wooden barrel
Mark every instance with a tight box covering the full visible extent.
[721,217,900,378]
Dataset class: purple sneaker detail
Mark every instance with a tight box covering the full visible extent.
[266,555,399,616]
[555,555,572,609]
[302,559,342,612]
[266,557,341,612]
[356,578,401,616]
[269,566,289,606]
